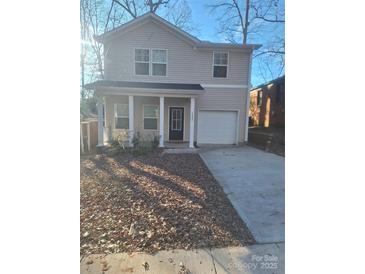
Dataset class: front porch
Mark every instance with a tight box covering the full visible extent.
[96,93,197,149]
[84,80,204,150]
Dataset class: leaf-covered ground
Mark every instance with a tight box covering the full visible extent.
[80,151,254,255]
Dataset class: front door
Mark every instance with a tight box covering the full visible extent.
[169,107,184,140]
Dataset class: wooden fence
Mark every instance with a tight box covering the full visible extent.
[80,120,98,154]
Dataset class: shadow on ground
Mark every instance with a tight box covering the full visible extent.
[80,151,254,255]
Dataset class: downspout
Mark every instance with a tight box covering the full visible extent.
[244,49,253,142]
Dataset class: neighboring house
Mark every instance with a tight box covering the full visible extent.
[249,76,285,128]
[85,12,260,148]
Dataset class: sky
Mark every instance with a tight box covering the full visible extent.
[82,0,284,87]
[186,0,285,87]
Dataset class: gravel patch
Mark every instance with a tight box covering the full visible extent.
[80,150,254,255]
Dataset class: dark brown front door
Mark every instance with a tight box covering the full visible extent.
[169,107,184,140]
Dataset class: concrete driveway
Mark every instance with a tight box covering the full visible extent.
[200,146,284,243]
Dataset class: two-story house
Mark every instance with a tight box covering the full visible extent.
[85,12,260,148]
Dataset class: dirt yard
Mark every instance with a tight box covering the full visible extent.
[80,151,254,255]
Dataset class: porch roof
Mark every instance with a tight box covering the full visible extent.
[84,80,204,91]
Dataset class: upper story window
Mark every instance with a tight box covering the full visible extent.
[135,48,167,76]
[152,49,167,76]
[213,52,228,78]
[135,49,150,75]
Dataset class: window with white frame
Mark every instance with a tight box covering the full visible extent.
[135,49,150,75]
[213,52,228,78]
[114,104,129,129]
[152,49,167,76]
[143,105,159,130]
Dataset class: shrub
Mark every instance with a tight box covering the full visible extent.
[111,132,160,155]
[152,135,160,148]
[131,133,160,155]
[111,131,128,151]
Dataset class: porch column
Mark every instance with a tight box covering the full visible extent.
[97,96,104,147]
[189,97,195,148]
[159,96,164,147]
[128,95,134,147]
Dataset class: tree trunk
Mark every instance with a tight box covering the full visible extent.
[243,0,250,44]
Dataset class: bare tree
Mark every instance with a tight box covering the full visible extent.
[209,0,285,83]
[81,0,125,85]
[163,0,194,32]
[81,0,195,106]
[146,0,169,12]
[110,0,169,18]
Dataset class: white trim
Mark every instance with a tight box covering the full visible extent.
[87,122,91,152]
[142,104,159,130]
[97,13,261,51]
[97,96,104,146]
[99,13,200,45]
[201,84,247,88]
[189,97,195,148]
[128,96,134,146]
[80,125,84,153]
[197,108,240,145]
[103,101,106,127]
[212,51,229,78]
[114,103,129,130]
[167,105,186,141]
[159,97,165,147]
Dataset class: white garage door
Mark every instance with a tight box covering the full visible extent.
[197,110,238,144]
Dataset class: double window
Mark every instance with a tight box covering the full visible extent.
[143,105,159,130]
[135,49,167,76]
[213,52,228,78]
[114,104,129,129]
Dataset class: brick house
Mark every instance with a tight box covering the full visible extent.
[249,76,285,128]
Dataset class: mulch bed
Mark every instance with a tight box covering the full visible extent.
[80,150,255,255]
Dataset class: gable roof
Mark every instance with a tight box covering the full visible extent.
[95,12,261,50]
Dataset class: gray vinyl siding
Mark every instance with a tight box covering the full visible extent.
[101,20,251,145]
[104,95,191,142]
[104,21,250,85]
[195,87,247,143]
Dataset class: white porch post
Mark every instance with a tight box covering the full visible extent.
[87,122,91,152]
[189,97,195,148]
[97,96,104,147]
[80,124,84,153]
[159,96,164,147]
[128,95,134,147]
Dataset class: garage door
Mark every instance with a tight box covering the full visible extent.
[197,110,238,144]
